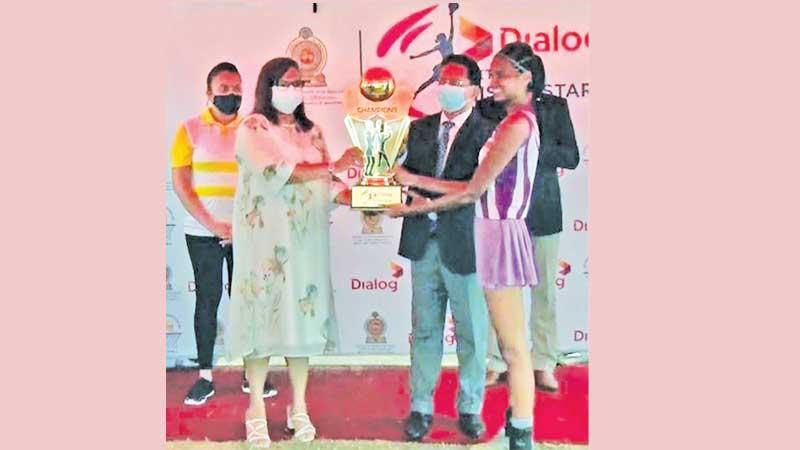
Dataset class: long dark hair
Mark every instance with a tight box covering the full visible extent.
[252,57,314,132]
[496,42,545,99]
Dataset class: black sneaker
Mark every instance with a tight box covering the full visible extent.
[507,423,534,450]
[506,409,534,450]
[184,378,215,406]
[241,372,278,398]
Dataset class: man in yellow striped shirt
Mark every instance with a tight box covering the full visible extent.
[171,62,277,405]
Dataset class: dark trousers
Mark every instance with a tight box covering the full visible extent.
[185,234,233,369]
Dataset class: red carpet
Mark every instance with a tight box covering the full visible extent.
[166,364,588,445]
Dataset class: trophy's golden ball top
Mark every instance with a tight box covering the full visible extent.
[360,67,395,102]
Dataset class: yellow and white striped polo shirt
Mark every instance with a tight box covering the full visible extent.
[171,108,241,236]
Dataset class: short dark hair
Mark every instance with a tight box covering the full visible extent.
[206,62,239,91]
[440,54,481,87]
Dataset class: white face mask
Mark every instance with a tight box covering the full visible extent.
[271,86,304,114]
[436,84,470,112]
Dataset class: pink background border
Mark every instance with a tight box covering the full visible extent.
[6,1,797,449]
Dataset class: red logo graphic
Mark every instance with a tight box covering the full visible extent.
[460,17,492,61]
[379,7,588,59]
[390,261,404,278]
[378,5,494,62]
[378,6,587,119]
[376,5,439,57]
[556,260,571,290]
[559,261,572,276]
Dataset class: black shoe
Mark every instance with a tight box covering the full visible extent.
[457,413,485,440]
[184,378,215,406]
[241,373,278,398]
[506,417,534,450]
[403,411,433,442]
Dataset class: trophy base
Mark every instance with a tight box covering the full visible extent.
[351,184,403,210]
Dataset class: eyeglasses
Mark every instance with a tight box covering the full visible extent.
[276,80,306,88]
[437,78,472,87]
[484,69,521,81]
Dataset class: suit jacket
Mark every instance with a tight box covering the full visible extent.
[477,94,580,236]
[397,108,495,274]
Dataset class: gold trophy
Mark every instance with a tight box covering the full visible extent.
[343,67,412,210]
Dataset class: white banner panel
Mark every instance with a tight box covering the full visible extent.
[166,0,588,365]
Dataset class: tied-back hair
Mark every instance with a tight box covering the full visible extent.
[496,42,546,99]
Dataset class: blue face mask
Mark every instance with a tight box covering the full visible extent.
[437,84,470,112]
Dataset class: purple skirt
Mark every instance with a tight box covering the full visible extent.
[474,217,538,290]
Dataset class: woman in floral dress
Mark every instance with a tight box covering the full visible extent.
[226,57,362,448]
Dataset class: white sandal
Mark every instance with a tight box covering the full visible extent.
[286,404,316,442]
[245,417,271,448]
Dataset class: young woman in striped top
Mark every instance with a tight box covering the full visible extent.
[390,42,542,450]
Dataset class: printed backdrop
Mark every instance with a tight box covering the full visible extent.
[166,0,588,367]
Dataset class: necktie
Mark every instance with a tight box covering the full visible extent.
[435,121,455,178]
[429,120,455,232]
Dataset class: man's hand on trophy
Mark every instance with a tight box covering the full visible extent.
[387,189,427,218]
[390,166,419,187]
[333,147,364,172]
[385,203,410,218]
[406,189,429,208]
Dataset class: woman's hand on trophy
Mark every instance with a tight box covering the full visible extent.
[334,189,352,205]
[334,147,364,172]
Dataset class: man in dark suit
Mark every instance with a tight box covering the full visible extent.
[393,54,496,441]
[478,52,580,393]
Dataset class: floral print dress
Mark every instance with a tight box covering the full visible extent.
[226,114,345,359]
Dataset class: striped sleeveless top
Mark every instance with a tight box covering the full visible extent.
[476,108,540,220]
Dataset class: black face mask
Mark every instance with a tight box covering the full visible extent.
[212,94,242,115]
